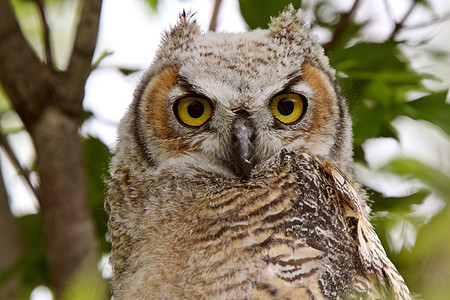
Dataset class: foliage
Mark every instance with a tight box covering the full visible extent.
[0,214,49,300]
[143,0,158,10]
[0,0,448,299]
[83,135,112,254]
[239,0,302,29]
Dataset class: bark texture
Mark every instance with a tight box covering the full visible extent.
[0,0,103,296]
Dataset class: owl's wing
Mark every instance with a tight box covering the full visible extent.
[243,151,408,299]
[251,151,410,299]
[320,158,411,299]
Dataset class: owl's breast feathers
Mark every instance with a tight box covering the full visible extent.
[107,150,410,299]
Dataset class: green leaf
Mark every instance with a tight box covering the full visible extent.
[394,205,450,300]
[82,136,112,253]
[343,70,423,86]
[351,98,385,145]
[15,214,51,299]
[382,158,450,201]
[402,90,450,134]
[143,0,158,10]
[332,41,409,73]
[332,41,427,146]
[0,85,10,114]
[0,257,21,294]
[118,67,141,76]
[239,0,301,30]
[370,189,429,214]
[61,258,108,300]
[81,110,94,124]
[83,136,110,205]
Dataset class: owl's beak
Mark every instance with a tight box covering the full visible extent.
[230,111,256,181]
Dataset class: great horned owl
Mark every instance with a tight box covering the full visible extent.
[106,6,411,299]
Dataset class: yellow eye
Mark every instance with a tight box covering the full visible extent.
[270,93,305,124]
[175,97,212,127]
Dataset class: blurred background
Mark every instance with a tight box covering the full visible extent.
[0,0,449,299]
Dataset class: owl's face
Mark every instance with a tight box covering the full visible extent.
[127,9,353,180]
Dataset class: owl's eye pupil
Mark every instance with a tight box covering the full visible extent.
[187,101,204,118]
[277,98,295,116]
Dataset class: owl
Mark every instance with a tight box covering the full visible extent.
[106,6,411,299]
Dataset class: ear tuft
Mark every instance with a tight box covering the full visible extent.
[269,4,311,40]
[269,5,335,80]
[162,10,202,48]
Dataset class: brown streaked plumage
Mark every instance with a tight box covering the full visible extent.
[106,6,410,299]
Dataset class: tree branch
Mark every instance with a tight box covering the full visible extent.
[209,0,222,32]
[62,0,103,114]
[389,0,417,39]
[35,0,54,67]
[0,0,50,127]
[91,50,113,71]
[0,131,40,201]
[323,0,360,54]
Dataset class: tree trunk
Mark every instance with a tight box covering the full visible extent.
[30,107,96,294]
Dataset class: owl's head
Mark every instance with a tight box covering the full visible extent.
[118,6,353,180]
